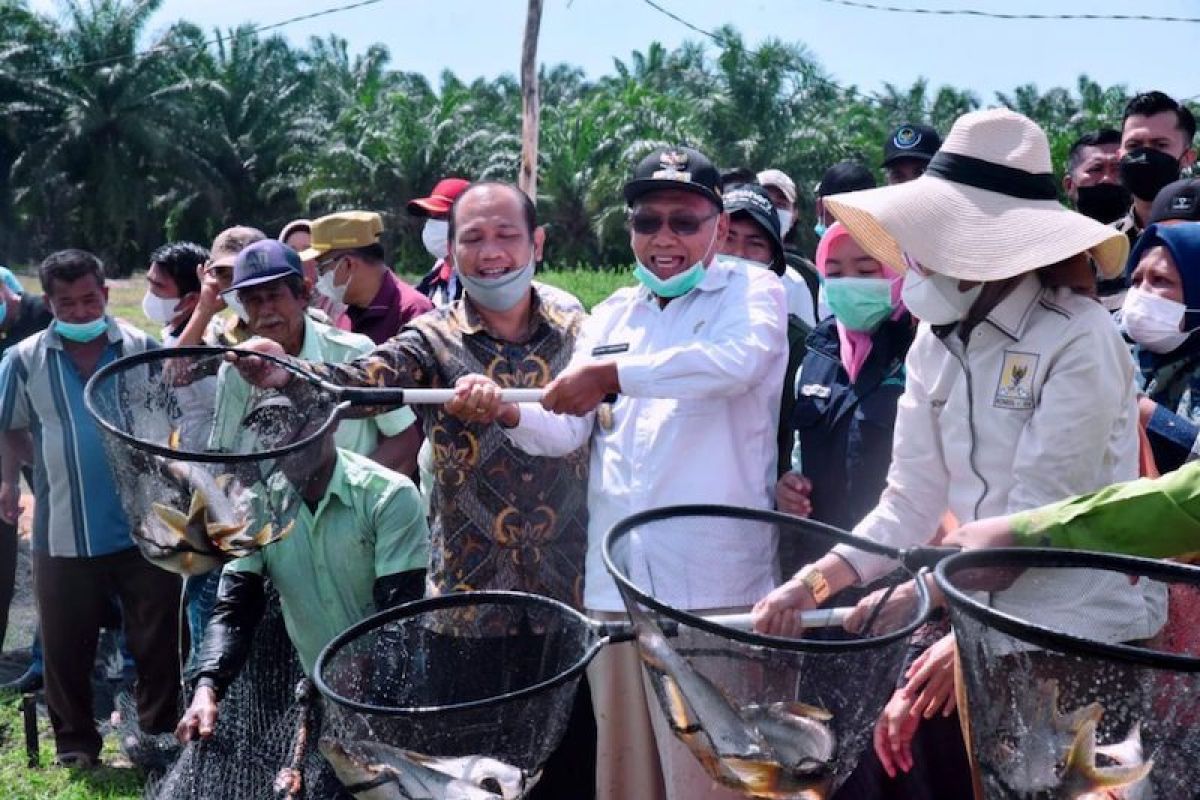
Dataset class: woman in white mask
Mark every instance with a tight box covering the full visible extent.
[753,109,1166,799]
[1122,221,1200,473]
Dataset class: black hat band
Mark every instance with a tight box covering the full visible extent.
[925,152,1057,201]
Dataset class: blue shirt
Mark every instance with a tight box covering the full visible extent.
[0,318,158,557]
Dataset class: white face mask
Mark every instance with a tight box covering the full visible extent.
[141,291,181,326]
[776,209,794,236]
[900,262,982,325]
[1121,287,1193,353]
[222,290,250,323]
[422,218,450,260]
[315,261,350,306]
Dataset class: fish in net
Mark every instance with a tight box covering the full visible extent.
[937,547,1200,800]
[314,591,610,799]
[83,347,345,578]
[603,505,939,799]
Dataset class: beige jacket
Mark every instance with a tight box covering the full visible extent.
[834,273,1166,648]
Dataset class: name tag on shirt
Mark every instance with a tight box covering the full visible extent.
[592,343,630,357]
[799,383,832,399]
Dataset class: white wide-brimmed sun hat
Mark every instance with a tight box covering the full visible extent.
[824,108,1130,280]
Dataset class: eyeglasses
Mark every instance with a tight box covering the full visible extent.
[628,211,719,237]
[204,262,233,280]
[315,255,345,275]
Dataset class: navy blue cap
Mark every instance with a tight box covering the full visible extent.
[882,123,942,167]
[229,240,303,291]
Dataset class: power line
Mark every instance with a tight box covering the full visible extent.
[639,0,883,104]
[13,0,388,78]
[815,0,1200,24]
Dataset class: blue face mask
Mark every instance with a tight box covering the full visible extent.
[633,222,718,299]
[823,277,895,331]
[54,316,107,343]
[460,256,535,312]
[633,261,706,298]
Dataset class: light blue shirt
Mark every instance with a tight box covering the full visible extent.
[0,318,159,557]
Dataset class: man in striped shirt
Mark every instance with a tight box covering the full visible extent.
[0,250,180,768]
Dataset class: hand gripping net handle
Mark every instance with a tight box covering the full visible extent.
[84,346,545,463]
[340,387,544,405]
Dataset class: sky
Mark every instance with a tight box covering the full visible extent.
[27,0,1200,104]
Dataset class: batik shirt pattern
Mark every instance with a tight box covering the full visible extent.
[298,283,589,609]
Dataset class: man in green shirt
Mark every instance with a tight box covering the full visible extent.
[946,461,1200,558]
[175,421,429,741]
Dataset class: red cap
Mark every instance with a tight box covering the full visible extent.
[407,178,471,217]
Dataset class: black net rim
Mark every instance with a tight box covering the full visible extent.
[83,345,347,463]
[312,590,607,717]
[935,547,1200,672]
[602,504,933,652]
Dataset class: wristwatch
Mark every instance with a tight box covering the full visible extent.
[797,566,831,605]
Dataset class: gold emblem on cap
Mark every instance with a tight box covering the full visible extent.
[659,150,689,171]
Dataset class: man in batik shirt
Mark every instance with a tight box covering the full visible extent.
[232,181,594,799]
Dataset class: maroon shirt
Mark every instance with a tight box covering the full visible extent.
[347,271,434,345]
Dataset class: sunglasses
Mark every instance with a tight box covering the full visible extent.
[628,210,719,237]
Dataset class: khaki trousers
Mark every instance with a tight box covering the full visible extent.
[588,609,747,800]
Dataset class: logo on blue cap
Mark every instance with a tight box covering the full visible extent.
[894,127,922,150]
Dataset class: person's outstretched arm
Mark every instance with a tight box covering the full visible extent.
[947,461,1200,558]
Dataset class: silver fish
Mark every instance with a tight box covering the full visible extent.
[164,461,242,527]
[629,604,835,797]
[319,738,529,800]
[997,679,1103,793]
[1060,717,1154,799]
[741,702,836,777]
[140,491,228,576]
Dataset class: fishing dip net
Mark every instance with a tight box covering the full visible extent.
[937,547,1200,800]
[85,346,355,798]
[314,590,612,799]
[84,346,341,576]
[603,504,936,800]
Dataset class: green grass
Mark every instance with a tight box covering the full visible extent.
[0,697,142,800]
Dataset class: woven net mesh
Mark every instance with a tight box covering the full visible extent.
[143,585,348,799]
[314,593,601,797]
[86,348,334,576]
[606,509,929,800]
[940,549,1200,800]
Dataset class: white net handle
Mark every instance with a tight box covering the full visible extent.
[702,606,852,632]
[396,388,545,404]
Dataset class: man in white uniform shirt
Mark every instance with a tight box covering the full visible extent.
[460,146,788,800]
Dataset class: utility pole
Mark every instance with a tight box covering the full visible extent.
[518,0,543,202]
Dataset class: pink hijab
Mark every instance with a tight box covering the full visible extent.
[815,222,906,382]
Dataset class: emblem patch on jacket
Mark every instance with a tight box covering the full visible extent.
[994,351,1038,409]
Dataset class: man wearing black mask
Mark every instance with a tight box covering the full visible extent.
[1065,129,1133,311]
[1065,129,1128,224]
[1118,91,1197,243]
